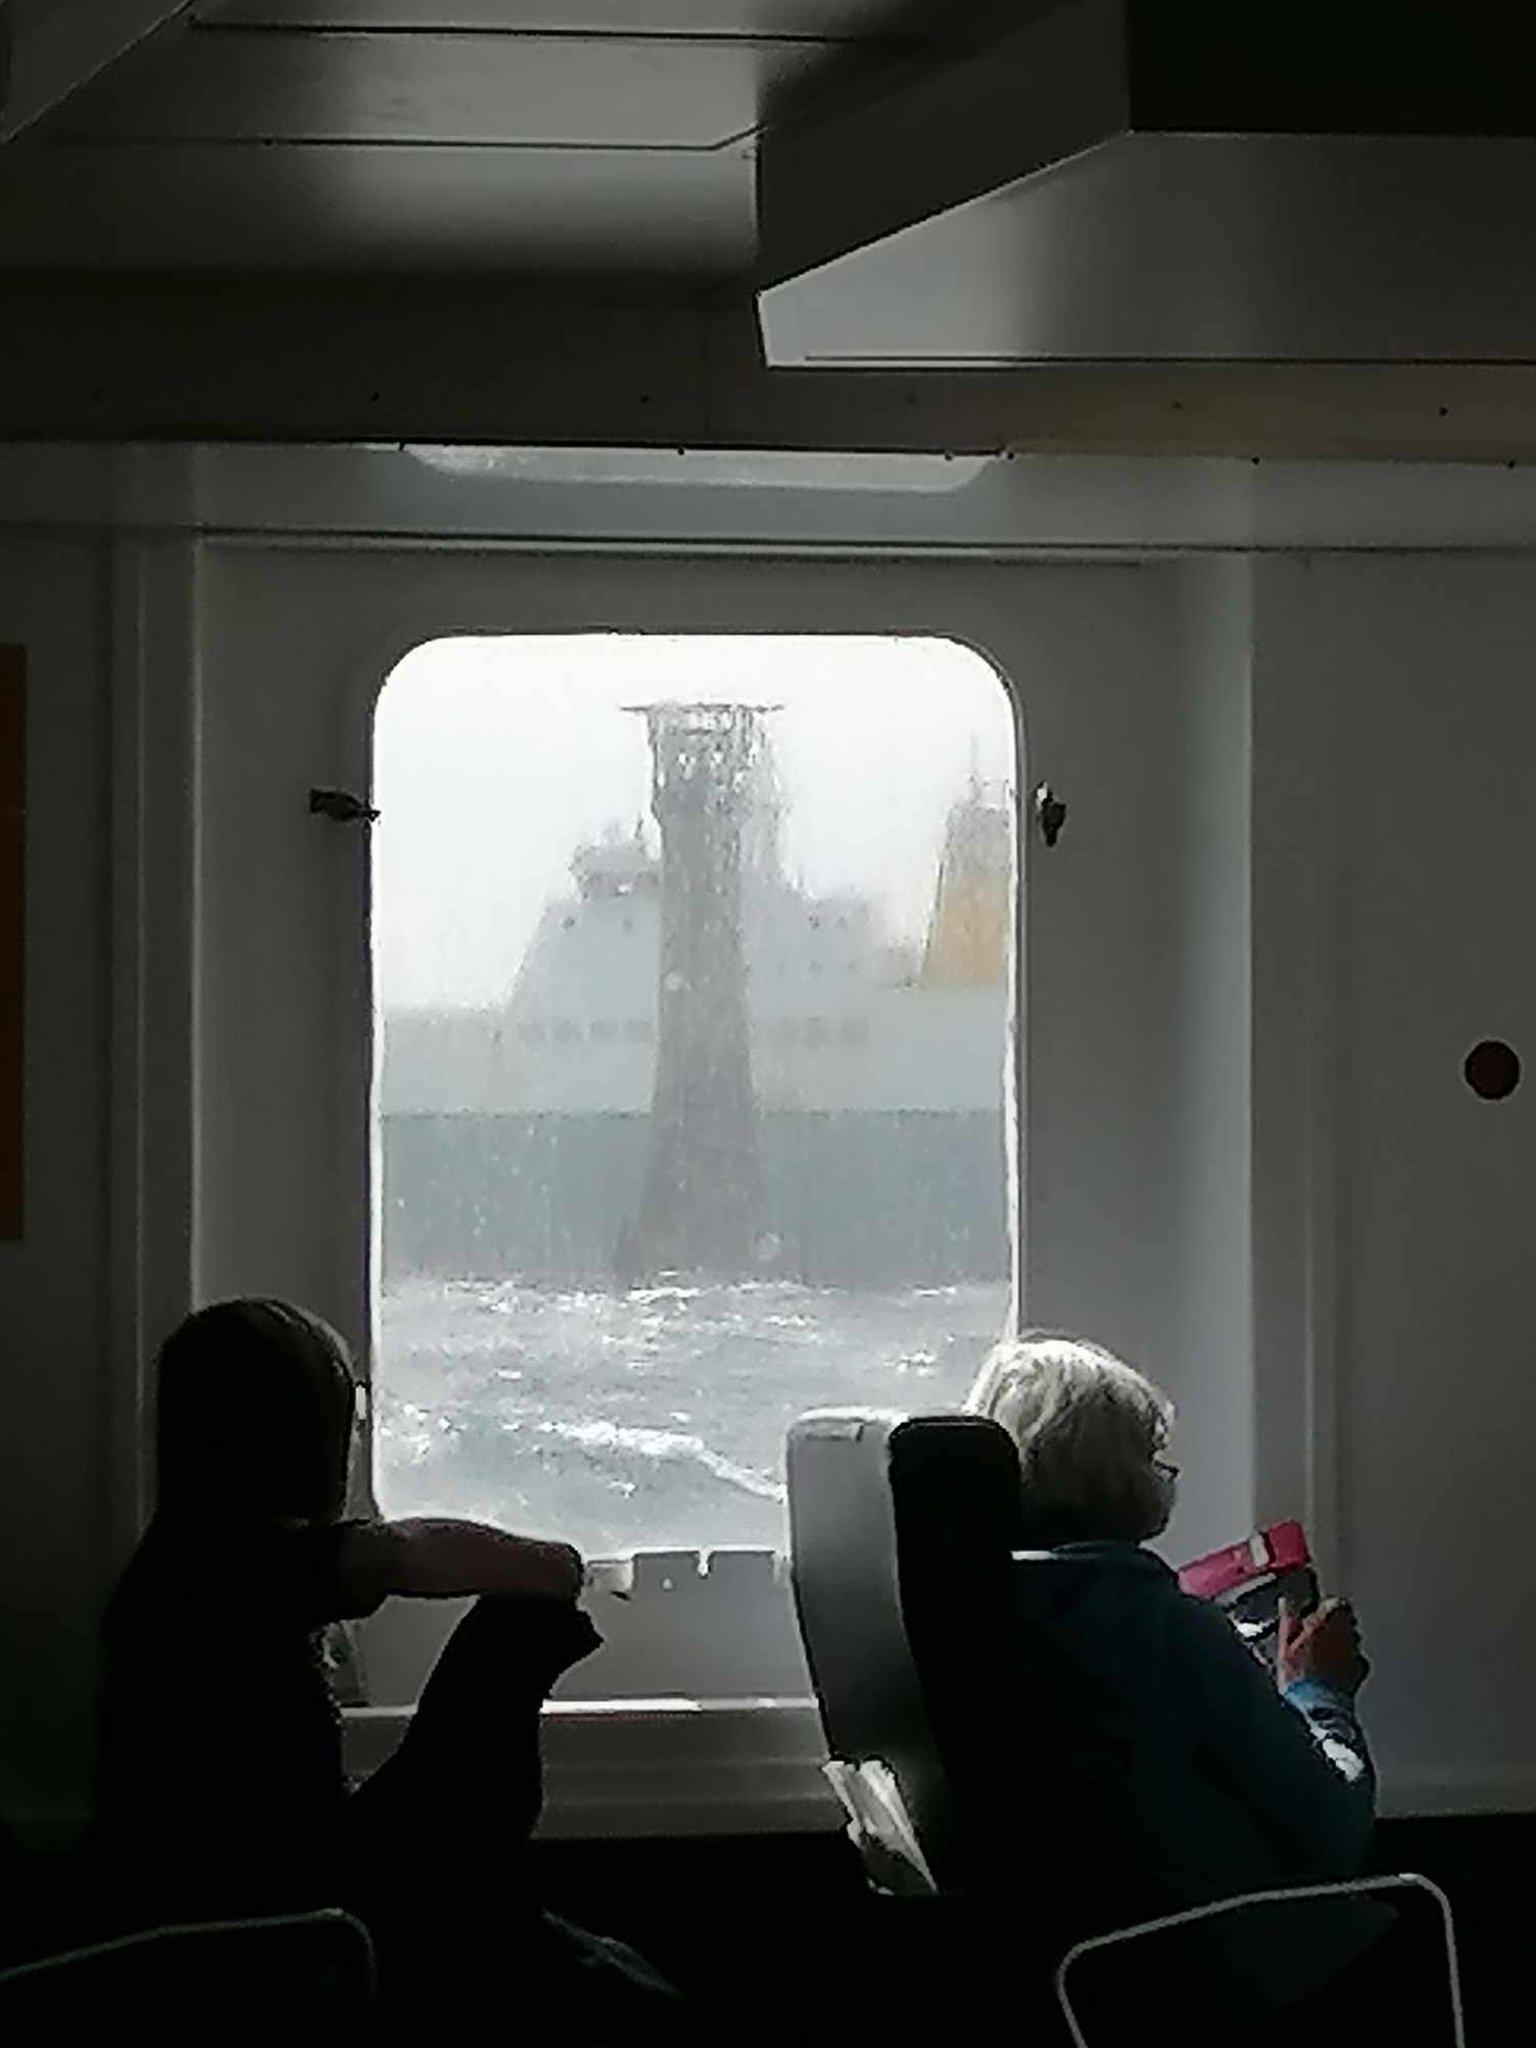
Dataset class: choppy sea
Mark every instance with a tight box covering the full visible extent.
[376,1276,1009,1554]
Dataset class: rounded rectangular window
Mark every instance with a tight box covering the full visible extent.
[373,636,1017,1554]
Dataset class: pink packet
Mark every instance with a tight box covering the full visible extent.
[1178,1519,1311,1600]
[1179,1521,1318,1667]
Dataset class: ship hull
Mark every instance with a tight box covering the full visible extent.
[383,1108,1006,1289]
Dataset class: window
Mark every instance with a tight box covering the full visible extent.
[373,636,1015,1557]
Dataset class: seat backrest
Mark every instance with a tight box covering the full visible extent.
[787,1409,1032,1892]
[0,1907,376,2017]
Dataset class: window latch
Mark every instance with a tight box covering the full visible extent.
[1033,782,1066,849]
[309,787,378,824]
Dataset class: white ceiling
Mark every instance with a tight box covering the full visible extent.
[0,0,929,275]
[6,0,1536,440]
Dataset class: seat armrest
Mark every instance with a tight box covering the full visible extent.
[0,1907,378,2003]
[1053,1872,1463,2048]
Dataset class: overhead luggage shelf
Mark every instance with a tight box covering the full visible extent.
[758,1,1536,367]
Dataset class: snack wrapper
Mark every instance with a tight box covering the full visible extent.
[1178,1520,1319,1666]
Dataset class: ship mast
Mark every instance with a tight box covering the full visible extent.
[621,701,775,1279]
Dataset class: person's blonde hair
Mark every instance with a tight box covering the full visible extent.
[964,1331,1175,1542]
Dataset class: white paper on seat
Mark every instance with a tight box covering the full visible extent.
[823,1758,938,1894]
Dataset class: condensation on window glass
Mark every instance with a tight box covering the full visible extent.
[372,636,1017,1555]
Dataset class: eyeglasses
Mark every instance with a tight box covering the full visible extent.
[1152,1457,1180,1481]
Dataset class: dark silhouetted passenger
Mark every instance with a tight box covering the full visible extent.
[96,1298,684,2033]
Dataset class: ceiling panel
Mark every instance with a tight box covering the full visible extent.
[0,0,947,280]
[58,31,822,146]
[197,1,917,35]
[0,141,752,272]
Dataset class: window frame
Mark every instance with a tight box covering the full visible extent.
[367,627,1022,1571]
[123,533,1198,1830]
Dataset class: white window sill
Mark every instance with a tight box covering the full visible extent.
[343,1696,841,1840]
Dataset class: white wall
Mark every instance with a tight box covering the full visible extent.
[189,544,1209,1703]
[1157,558,1257,1562]
[191,545,1197,1369]
[8,447,1536,1831]
[1292,555,1536,1810]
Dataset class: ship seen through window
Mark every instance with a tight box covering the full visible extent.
[373,635,1017,1557]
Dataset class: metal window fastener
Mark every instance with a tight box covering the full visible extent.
[1033,783,1067,848]
[309,788,378,824]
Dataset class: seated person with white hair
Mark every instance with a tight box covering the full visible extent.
[965,1334,1441,2046]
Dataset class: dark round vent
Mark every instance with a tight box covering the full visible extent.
[1464,1040,1521,1101]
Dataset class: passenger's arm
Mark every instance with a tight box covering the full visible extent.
[335,1519,583,1606]
[1177,1595,1376,1880]
[1274,1595,1375,1817]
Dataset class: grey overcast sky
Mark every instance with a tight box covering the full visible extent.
[373,635,1016,1009]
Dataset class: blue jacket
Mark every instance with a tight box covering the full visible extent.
[1019,1540,1390,2027]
